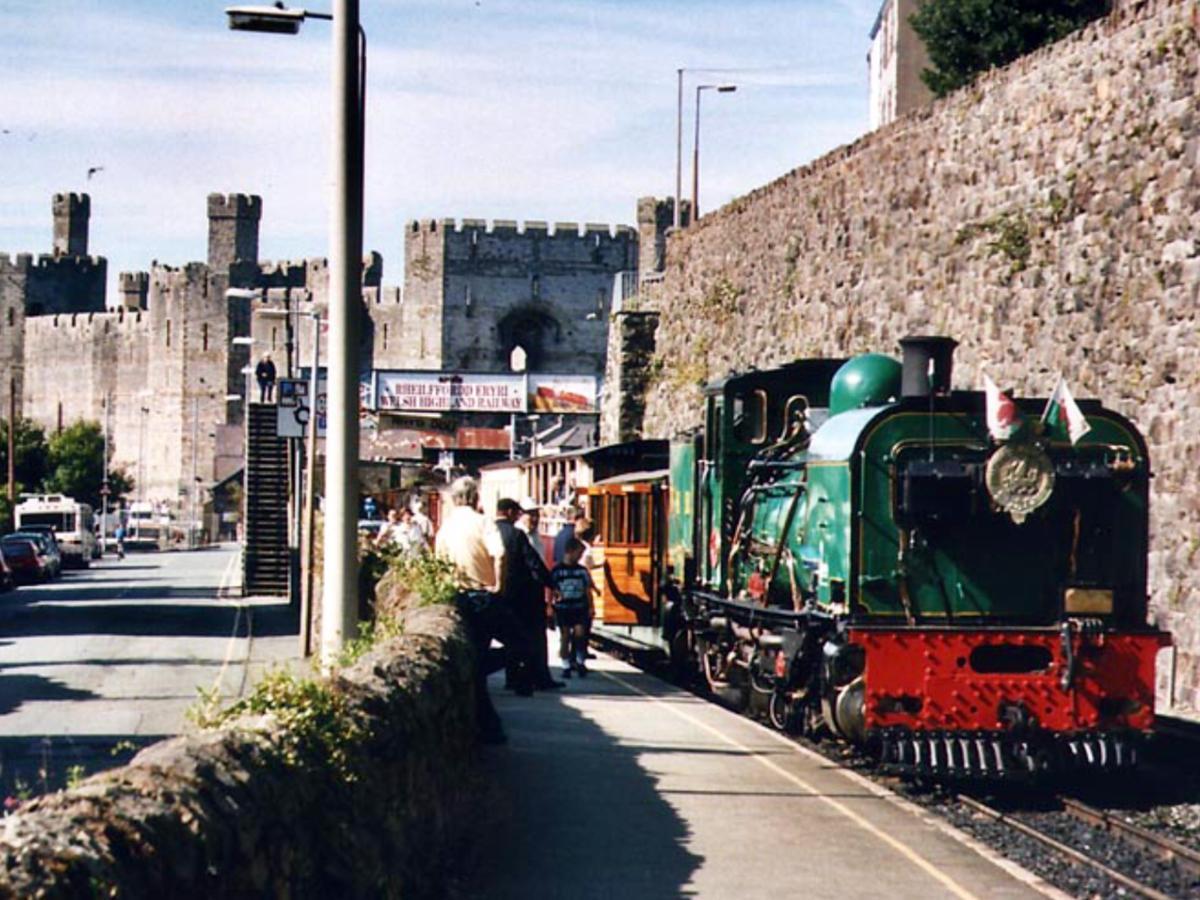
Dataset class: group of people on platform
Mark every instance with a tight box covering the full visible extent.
[432,476,598,745]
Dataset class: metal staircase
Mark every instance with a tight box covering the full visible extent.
[243,402,289,597]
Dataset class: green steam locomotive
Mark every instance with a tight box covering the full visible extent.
[589,336,1169,776]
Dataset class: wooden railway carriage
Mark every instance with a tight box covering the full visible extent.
[613,336,1170,777]
[583,471,668,630]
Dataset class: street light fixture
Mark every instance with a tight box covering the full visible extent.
[225,3,329,33]
[692,83,737,221]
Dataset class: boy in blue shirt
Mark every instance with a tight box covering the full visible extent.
[549,539,595,677]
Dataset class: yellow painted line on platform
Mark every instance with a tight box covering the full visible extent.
[601,669,981,900]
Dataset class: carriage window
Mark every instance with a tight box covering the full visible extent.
[591,496,606,543]
[628,493,648,545]
[733,389,769,444]
[606,494,627,544]
[780,394,810,440]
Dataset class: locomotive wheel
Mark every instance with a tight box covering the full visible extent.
[768,692,803,734]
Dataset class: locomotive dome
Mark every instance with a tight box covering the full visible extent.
[828,353,902,415]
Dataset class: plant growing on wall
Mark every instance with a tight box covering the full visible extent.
[911,0,1110,97]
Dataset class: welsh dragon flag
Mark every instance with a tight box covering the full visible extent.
[1042,377,1091,445]
[983,374,1019,440]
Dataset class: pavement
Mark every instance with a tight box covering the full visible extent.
[468,644,1066,900]
[0,545,299,797]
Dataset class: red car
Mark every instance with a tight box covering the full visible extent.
[0,538,47,584]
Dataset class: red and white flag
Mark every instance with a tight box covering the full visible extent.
[983,374,1019,441]
[1042,377,1091,445]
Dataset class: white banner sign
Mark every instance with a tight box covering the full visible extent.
[375,372,526,412]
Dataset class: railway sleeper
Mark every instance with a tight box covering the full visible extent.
[874,729,1140,777]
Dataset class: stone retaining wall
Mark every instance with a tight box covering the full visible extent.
[639,0,1200,708]
[0,603,477,899]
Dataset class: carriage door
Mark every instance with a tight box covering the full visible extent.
[597,487,648,625]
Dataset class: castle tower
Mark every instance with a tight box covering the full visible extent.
[52,192,90,257]
[118,271,149,310]
[207,193,262,272]
[636,196,687,280]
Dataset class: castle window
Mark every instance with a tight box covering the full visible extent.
[166,320,171,347]
[202,323,209,352]
[383,323,389,350]
[5,309,12,327]
[272,327,277,351]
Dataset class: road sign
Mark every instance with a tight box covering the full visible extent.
[277,378,327,439]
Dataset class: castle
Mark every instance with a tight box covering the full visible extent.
[1,193,646,519]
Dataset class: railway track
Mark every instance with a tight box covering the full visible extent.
[955,793,1200,899]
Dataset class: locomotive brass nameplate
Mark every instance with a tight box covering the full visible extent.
[1064,587,1113,615]
[985,442,1055,524]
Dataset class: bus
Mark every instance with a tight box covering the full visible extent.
[126,501,170,550]
[14,494,97,568]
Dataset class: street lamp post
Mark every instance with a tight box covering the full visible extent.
[674,68,683,230]
[692,83,736,221]
[226,1,364,665]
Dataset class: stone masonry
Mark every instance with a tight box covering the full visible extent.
[634,0,1200,710]
[0,601,478,898]
[397,218,637,374]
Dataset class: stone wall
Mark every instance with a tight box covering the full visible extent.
[407,218,636,375]
[639,0,1200,708]
[600,311,661,445]
[0,602,478,898]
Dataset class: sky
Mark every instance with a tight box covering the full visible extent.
[0,0,881,295]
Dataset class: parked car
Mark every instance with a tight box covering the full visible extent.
[0,553,14,592]
[7,532,60,579]
[0,538,47,584]
[16,525,67,567]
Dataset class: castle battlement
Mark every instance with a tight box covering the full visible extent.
[207,193,262,219]
[0,252,106,273]
[407,218,635,242]
[34,252,105,271]
[52,193,90,215]
[23,308,143,335]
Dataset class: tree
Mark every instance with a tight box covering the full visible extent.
[0,418,49,496]
[43,422,131,508]
[910,0,1110,97]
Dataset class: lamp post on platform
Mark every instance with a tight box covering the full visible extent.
[692,83,736,221]
[226,0,366,666]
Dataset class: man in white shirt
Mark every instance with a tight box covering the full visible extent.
[435,478,504,592]
[436,477,532,743]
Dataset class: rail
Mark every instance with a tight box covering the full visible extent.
[1060,796,1200,881]
[956,794,1175,900]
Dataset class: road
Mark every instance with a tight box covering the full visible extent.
[0,545,298,799]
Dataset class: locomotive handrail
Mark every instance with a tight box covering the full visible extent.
[690,588,832,629]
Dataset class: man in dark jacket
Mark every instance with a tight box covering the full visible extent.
[553,505,581,564]
[255,354,277,402]
[496,497,561,690]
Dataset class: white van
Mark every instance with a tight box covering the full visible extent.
[15,494,97,568]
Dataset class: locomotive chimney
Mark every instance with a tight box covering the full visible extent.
[899,336,958,398]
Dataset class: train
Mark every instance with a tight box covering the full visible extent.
[577,336,1170,778]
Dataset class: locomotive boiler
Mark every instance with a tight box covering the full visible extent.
[662,336,1170,777]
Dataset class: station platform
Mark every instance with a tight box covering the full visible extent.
[467,648,1066,900]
